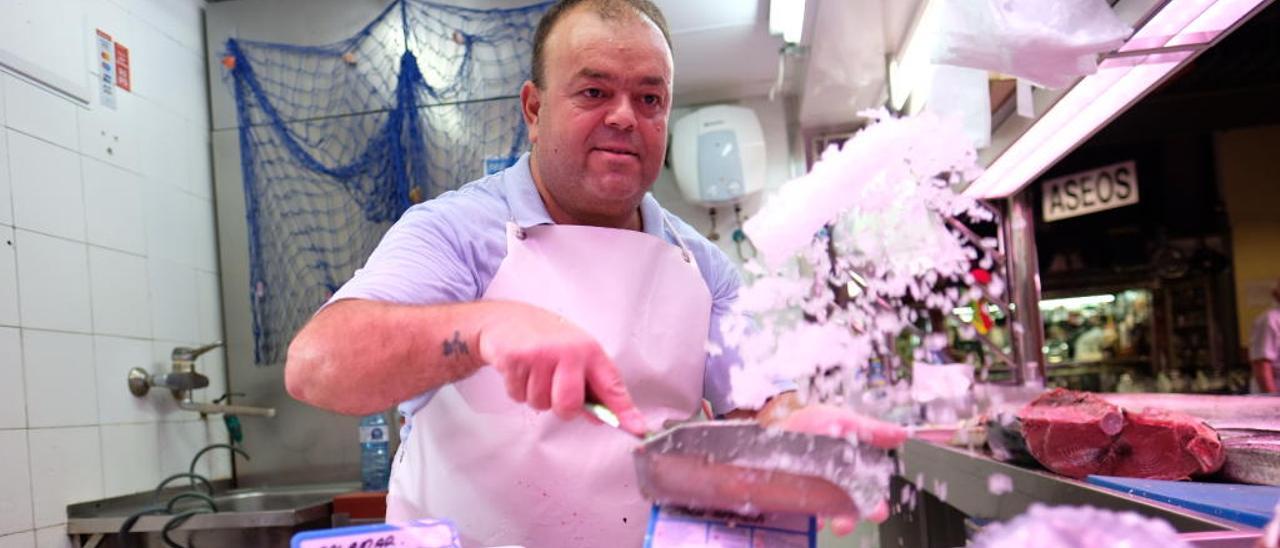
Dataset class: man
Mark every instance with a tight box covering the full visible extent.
[1250,278,1280,393]
[285,1,904,545]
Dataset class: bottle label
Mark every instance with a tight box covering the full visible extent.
[360,425,386,444]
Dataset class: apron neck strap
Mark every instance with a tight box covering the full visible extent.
[658,212,695,265]
[507,214,696,266]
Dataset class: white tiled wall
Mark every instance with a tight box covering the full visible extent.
[0,0,226,545]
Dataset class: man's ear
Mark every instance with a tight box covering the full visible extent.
[520,80,540,145]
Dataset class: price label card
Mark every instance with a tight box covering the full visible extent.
[292,520,461,548]
[644,505,815,548]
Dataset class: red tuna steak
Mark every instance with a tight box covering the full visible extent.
[1018,388,1224,480]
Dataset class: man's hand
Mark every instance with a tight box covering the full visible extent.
[478,301,647,435]
[775,404,909,536]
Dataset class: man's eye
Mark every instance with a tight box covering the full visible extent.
[643,95,661,106]
[583,88,603,98]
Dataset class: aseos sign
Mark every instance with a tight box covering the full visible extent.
[1041,161,1139,222]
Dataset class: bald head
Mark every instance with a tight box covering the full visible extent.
[530,0,672,89]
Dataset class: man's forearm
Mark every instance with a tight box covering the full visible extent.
[285,299,501,415]
[1254,359,1277,393]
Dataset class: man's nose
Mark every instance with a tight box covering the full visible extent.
[604,96,637,131]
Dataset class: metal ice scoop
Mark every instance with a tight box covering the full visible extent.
[631,420,893,517]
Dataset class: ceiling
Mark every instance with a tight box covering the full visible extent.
[657,0,782,105]
[207,0,922,127]
[657,0,924,126]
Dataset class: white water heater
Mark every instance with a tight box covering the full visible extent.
[670,105,766,206]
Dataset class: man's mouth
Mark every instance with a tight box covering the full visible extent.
[593,146,638,158]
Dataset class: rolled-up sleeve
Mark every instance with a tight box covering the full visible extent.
[702,268,741,416]
[327,203,478,308]
[701,256,796,416]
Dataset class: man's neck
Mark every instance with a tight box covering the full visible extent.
[529,153,643,231]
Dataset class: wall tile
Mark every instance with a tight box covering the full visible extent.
[195,270,222,347]
[0,226,17,327]
[89,247,151,338]
[0,430,34,535]
[148,259,198,343]
[100,423,161,497]
[22,330,97,428]
[77,90,141,176]
[7,130,85,242]
[14,230,91,333]
[158,420,209,478]
[129,26,205,126]
[187,120,212,199]
[0,532,35,548]
[83,156,146,255]
[29,426,103,528]
[0,130,11,225]
[34,526,73,548]
[189,195,218,273]
[110,0,204,53]
[144,180,191,266]
[0,327,25,429]
[94,335,157,425]
[1,75,78,151]
[0,2,223,538]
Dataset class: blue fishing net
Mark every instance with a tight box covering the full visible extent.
[222,0,551,364]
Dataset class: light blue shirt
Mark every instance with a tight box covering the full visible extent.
[328,154,744,433]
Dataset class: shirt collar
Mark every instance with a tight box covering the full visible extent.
[503,152,669,241]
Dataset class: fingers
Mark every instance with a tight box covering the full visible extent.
[830,515,858,537]
[526,360,554,411]
[584,354,647,436]
[498,359,530,404]
[851,419,909,450]
[866,500,890,523]
[779,405,908,449]
[821,500,889,537]
[550,356,585,420]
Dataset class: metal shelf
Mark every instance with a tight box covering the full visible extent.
[879,439,1259,547]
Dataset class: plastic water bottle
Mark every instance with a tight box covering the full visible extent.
[359,413,390,491]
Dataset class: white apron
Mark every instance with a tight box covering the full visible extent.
[387,217,712,547]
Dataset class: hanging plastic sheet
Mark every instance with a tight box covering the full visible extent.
[924,64,992,149]
[930,0,1133,89]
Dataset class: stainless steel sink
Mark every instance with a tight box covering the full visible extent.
[66,482,360,547]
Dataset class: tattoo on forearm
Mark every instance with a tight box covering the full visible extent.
[442,330,469,358]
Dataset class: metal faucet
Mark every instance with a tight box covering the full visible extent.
[128,341,276,418]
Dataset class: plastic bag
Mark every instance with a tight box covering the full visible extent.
[930,0,1132,88]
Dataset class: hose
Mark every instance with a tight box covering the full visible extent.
[161,509,210,548]
[188,443,250,484]
[164,492,218,514]
[154,473,213,500]
[117,507,167,547]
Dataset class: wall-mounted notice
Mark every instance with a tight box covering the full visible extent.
[114,42,130,91]
[95,29,116,109]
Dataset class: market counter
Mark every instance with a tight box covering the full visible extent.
[879,438,1265,547]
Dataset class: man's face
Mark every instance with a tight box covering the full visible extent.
[521,7,673,225]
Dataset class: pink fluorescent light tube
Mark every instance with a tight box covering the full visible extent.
[964,0,1270,200]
